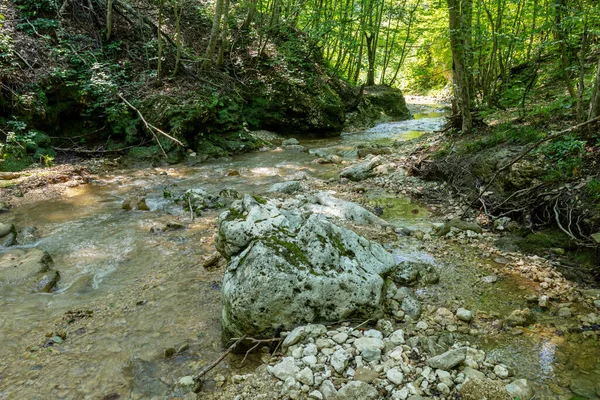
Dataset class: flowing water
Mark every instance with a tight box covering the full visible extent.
[0,103,599,399]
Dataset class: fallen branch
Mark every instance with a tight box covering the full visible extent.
[195,335,247,382]
[116,93,183,158]
[462,115,600,218]
[53,145,137,153]
[235,337,282,366]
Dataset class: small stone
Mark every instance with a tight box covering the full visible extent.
[354,368,379,383]
[386,368,404,385]
[481,275,498,283]
[268,357,299,381]
[178,376,195,387]
[303,355,317,366]
[494,364,510,379]
[332,332,348,344]
[415,321,428,331]
[335,381,378,400]
[354,337,385,352]
[319,380,337,400]
[303,343,318,357]
[389,329,405,345]
[389,348,404,361]
[594,299,600,309]
[361,348,381,362]
[436,382,451,395]
[297,367,314,386]
[538,296,549,308]
[331,349,351,374]
[462,366,485,381]
[505,379,535,400]
[427,347,467,370]
[456,308,473,322]
[283,327,306,347]
[558,307,572,318]
[309,390,324,400]
[364,329,383,339]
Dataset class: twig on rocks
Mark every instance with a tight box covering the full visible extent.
[235,337,282,366]
[195,335,248,382]
[352,319,371,330]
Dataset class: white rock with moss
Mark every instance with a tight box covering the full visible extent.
[217,195,400,340]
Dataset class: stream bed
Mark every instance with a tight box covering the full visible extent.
[1,103,599,399]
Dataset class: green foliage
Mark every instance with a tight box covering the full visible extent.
[0,119,56,171]
[586,178,600,203]
[541,135,586,181]
[459,124,544,155]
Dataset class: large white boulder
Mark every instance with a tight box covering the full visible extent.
[217,195,399,340]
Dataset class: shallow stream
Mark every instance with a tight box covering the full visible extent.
[1,103,599,399]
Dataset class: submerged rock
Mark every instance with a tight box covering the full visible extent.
[0,248,59,292]
[0,222,17,247]
[182,188,223,216]
[505,379,535,399]
[217,195,400,340]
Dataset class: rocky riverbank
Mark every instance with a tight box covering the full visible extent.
[1,106,599,399]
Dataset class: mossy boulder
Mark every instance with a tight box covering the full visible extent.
[345,85,412,131]
[216,195,400,341]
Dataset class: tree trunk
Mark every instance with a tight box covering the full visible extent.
[217,0,230,66]
[447,0,472,132]
[589,57,600,120]
[206,0,225,65]
[242,0,257,29]
[173,0,182,76]
[106,0,113,40]
[365,33,375,85]
[157,0,164,82]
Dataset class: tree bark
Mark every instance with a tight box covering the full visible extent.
[205,0,225,65]
[589,56,600,120]
[447,0,473,132]
[106,0,113,40]
[217,0,230,66]
[157,0,164,82]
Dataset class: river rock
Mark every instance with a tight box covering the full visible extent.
[505,309,532,327]
[0,222,17,247]
[505,379,534,399]
[218,195,399,339]
[460,379,510,400]
[456,308,473,322]
[340,155,383,181]
[0,248,55,289]
[333,381,378,400]
[269,181,302,194]
[426,347,467,370]
[33,270,60,293]
[436,219,483,236]
[390,261,439,285]
[354,368,379,383]
[182,188,223,216]
[268,357,299,381]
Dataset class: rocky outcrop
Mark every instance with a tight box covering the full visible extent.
[344,85,412,131]
[216,195,403,340]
